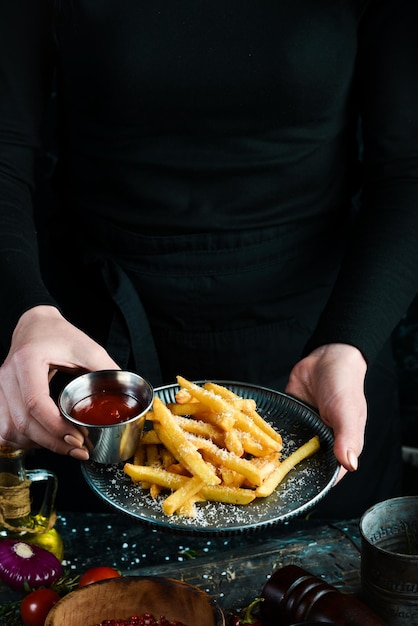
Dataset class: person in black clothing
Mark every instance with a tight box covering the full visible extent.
[0,0,417,517]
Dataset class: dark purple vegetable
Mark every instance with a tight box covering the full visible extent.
[0,539,62,591]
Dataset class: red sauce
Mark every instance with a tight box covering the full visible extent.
[70,391,142,426]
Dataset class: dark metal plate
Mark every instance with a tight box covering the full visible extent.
[82,381,339,536]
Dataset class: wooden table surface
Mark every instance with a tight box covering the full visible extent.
[0,512,363,624]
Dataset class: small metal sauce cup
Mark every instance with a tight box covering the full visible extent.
[58,370,154,464]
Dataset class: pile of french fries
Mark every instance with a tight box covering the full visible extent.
[124,375,320,518]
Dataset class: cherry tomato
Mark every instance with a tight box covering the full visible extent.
[78,566,121,587]
[20,588,61,626]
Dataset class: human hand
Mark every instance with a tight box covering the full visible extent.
[0,305,119,459]
[285,343,368,480]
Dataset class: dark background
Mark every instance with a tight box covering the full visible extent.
[34,91,418,446]
[18,92,418,510]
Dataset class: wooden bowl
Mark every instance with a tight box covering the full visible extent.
[45,575,225,626]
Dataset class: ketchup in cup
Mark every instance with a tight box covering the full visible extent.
[70,390,142,426]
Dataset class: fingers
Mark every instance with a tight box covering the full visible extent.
[326,401,364,473]
[285,343,368,475]
[0,306,119,456]
[335,465,348,483]
[0,366,89,458]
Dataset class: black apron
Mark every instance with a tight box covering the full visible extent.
[76,215,342,389]
[43,215,402,518]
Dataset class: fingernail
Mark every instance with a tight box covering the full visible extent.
[69,447,89,461]
[347,449,358,471]
[64,434,84,448]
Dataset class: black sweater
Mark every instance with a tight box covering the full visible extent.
[0,0,417,363]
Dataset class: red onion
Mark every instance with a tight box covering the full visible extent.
[0,539,62,591]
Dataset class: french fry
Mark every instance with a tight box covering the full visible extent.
[200,483,256,505]
[133,440,146,467]
[145,443,161,467]
[176,376,239,417]
[124,463,188,490]
[172,414,225,446]
[186,433,264,486]
[162,475,205,516]
[225,406,281,451]
[239,431,270,457]
[161,448,176,469]
[124,377,320,518]
[250,452,281,480]
[203,382,257,412]
[152,397,220,485]
[124,463,256,505]
[145,443,162,495]
[150,483,162,499]
[255,435,321,497]
[204,381,283,446]
[133,440,151,488]
[177,494,203,518]
[167,402,208,416]
[175,389,198,404]
[176,376,281,452]
[224,428,244,457]
[192,408,235,431]
[219,466,246,488]
[166,462,191,476]
[140,430,161,445]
